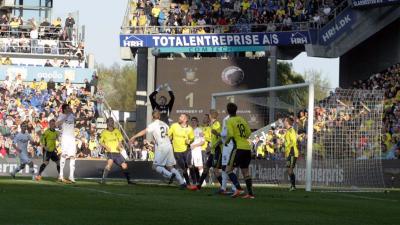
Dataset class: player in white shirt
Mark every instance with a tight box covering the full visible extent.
[189,117,204,186]
[10,122,35,180]
[56,103,77,183]
[218,115,237,194]
[130,111,186,188]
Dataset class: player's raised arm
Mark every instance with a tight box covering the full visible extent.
[129,128,147,143]
[166,84,175,112]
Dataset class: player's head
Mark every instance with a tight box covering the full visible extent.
[284,117,294,129]
[202,114,210,125]
[226,103,237,116]
[61,103,71,114]
[209,110,218,120]
[152,110,161,120]
[159,96,167,105]
[20,122,28,133]
[178,113,189,124]
[49,119,56,129]
[106,117,115,130]
[190,117,199,127]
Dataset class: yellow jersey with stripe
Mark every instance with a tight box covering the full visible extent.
[40,128,59,152]
[201,125,211,151]
[210,120,222,154]
[284,127,298,157]
[100,129,123,153]
[226,116,251,150]
[168,123,194,153]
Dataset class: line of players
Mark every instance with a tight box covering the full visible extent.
[130,103,256,199]
[10,101,297,195]
[10,103,134,185]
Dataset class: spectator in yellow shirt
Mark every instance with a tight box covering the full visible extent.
[151,3,161,25]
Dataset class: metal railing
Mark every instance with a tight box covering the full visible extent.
[0,40,84,57]
[0,24,79,40]
[121,22,312,35]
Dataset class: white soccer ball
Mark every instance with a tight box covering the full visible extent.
[221,66,244,86]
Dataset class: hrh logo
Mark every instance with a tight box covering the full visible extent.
[123,35,144,47]
[182,67,199,85]
[290,32,308,45]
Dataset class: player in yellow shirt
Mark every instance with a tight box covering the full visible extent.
[99,117,133,184]
[197,110,223,190]
[224,103,254,198]
[284,117,298,191]
[36,119,60,181]
[168,113,195,187]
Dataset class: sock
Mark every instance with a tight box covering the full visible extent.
[221,171,228,191]
[102,168,110,180]
[13,164,24,174]
[171,168,185,185]
[69,158,75,180]
[197,168,209,189]
[28,162,34,175]
[56,164,60,174]
[290,173,296,187]
[189,167,198,185]
[228,172,241,190]
[156,166,172,178]
[123,168,131,182]
[195,168,200,185]
[245,176,254,196]
[217,175,222,186]
[38,163,47,176]
[59,157,66,178]
[183,170,191,186]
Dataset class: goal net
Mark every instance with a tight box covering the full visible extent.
[211,83,385,191]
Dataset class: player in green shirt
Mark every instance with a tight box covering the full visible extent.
[284,117,298,191]
[224,103,254,199]
[36,119,60,181]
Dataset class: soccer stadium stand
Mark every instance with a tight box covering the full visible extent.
[0,74,104,160]
[125,0,348,34]
[251,63,400,161]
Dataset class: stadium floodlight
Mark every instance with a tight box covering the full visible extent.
[211,83,385,192]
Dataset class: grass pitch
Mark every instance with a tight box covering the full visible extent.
[0,177,399,225]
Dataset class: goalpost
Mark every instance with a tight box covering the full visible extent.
[211,82,385,192]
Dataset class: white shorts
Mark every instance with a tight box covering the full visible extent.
[191,148,203,167]
[154,144,176,167]
[222,141,234,166]
[61,136,76,157]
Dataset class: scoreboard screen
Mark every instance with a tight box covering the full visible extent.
[155,57,268,129]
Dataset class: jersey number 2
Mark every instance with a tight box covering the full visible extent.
[160,127,166,138]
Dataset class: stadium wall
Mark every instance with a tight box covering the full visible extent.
[0,159,399,188]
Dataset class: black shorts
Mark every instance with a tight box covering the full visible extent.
[174,151,192,169]
[205,146,222,169]
[286,156,297,168]
[43,150,59,162]
[228,149,251,169]
[106,153,126,167]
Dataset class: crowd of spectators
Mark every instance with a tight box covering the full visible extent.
[0,13,84,59]
[0,73,106,160]
[252,63,400,161]
[128,0,347,34]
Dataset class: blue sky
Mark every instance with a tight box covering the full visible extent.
[53,0,339,88]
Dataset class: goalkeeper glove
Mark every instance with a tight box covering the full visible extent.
[165,83,172,92]
[156,84,163,92]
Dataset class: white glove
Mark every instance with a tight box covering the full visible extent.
[156,84,163,92]
[165,83,172,92]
